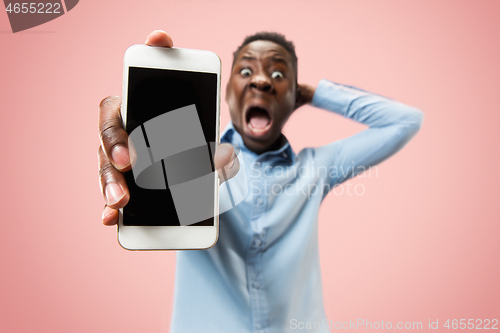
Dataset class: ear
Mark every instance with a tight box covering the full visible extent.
[294,83,315,110]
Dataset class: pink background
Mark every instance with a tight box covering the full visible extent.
[1,0,499,332]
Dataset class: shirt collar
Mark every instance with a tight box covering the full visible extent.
[221,121,295,164]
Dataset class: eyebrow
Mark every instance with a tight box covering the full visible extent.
[239,55,289,66]
[240,55,257,62]
[270,57,288,66]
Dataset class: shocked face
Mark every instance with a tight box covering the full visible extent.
[225,40,297,154]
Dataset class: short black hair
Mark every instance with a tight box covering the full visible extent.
[232,31,298,82]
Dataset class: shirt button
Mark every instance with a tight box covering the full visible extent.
[257,198,264,205]
[254,239,262,247]
[282,152,288,158]
[253,281,260,289]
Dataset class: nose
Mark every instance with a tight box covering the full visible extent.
[249,73,273,93]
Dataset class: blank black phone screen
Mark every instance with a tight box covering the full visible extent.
[123,67,217,226]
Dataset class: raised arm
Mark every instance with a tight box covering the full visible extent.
[312,79,424,188]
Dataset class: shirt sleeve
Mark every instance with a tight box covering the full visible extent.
[311,79,424,190]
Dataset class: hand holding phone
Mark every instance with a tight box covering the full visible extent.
[97,31,239,249]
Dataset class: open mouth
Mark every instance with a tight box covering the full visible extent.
[245,106,272,136]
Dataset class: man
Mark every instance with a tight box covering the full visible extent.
[98,30,423,332]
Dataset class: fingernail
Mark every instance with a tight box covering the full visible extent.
[111,146,130,169]
[228,152,236,169]
[129,148,137,167]
[102,206,114,224]
[105,182,125,206]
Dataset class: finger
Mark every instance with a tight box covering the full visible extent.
[214,143,240,184]
[145,30,174,47]
[98,145,130,209]
[98,96,131,172]
[102,205,119,226]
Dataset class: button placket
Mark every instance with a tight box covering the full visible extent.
[246,159,270,332]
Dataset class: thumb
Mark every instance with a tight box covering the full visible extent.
[214,143,239,184]
[145,30,174,47]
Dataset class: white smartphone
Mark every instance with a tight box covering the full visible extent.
[118,44,221,250]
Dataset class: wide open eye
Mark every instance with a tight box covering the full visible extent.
[240,68,252,76]
[271,71,284,79]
